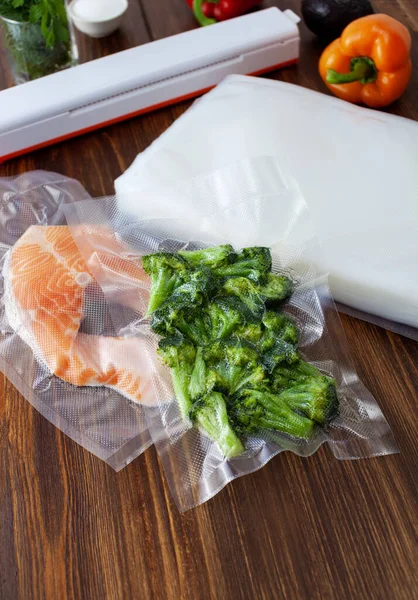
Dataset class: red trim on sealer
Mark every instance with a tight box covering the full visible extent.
[0,59,298,163]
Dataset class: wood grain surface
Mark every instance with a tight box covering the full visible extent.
[0,1,417,599]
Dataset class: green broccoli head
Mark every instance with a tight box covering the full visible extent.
[157,332,196,367]
[262,339,300,374]
[214,246,272,283]
[150,268,214,342]
[230,388,315,439]
[177,309,212,347]
[142,252,188,276]
[204,338,260,367]
[189,391,244,458]
[179,244,236,269]
[152,299,212,345]
[277,375,339,426]
[257,273,293,304]
[207,296,256,340]
[257,312,299,355]
[233,322,264,345]
[172,267,216,304]
[270,360,323,392]
[157,333,196,417]
[206,297,243,340]
[151,293,188,335]
[203,339,266,395]
[221,277,265,320]
[143,252,189,314]
[262,311,299,345]
[189,347,209,401]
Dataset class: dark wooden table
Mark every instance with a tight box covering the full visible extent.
[1,1,417,598]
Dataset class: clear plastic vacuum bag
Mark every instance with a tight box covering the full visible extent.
[0,171,153,470]
[115,75,418,339]
[66,157,398,510]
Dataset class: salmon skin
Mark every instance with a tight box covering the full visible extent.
[3,225,155,405]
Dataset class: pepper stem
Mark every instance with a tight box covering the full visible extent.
[326,57,378,85]
[193,0,217,26]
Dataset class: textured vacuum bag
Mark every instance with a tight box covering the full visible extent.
[115,75,418,338]
[66,158,398,511]
[0,171,154,470]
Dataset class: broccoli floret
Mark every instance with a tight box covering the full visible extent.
[270,360,323,392]
[189,347,209,401]
[150,268,214,342]
[257,273,293,304]
[203,338,261,368]
[152,299,212,345]
[230,389,315,439]
[176,295,256,345]
[143,252,188,314]
[171,267,216,304]
[203,339,266,395]
[262,339,300,373]
[221,277,265,319]
[151,293,189,335]
[189,391,244,458]
[179,244,236,268]
[256,329,276,353]
[175,310,212,346]
[257,312,299,354]
[206,296,251,340]
[233,322,264,345]
[262,311,299,345]
[214,246,272,283]
[277,375,339,425]
[157,334,196,417]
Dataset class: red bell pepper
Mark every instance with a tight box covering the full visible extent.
[187,0,263,26]
[214,0,263,21]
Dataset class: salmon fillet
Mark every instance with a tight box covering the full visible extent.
[4,225,155,405]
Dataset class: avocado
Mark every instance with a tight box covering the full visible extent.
[301,0,374,40]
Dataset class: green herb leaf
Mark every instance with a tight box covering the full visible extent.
[40,10,49,38]
[54,18,68,43]
[1,0,69,47]
[29,4,44,22]
[1,0,73,75]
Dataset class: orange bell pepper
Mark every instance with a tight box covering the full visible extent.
[319,14,412,108]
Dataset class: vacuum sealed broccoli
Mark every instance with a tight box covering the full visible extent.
[145,244,339,457]
[65,156,398,512]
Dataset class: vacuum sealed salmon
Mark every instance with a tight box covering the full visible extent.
[65,157,398,511]
[0,171,158,470]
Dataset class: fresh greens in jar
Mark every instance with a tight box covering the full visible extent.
[0,0,77,83]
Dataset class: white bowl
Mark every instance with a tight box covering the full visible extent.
[69,0,128,38]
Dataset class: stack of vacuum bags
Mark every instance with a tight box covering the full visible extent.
[0,76,416,510]
[117,75,418,337]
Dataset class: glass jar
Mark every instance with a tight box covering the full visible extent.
[0,7,78,85]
